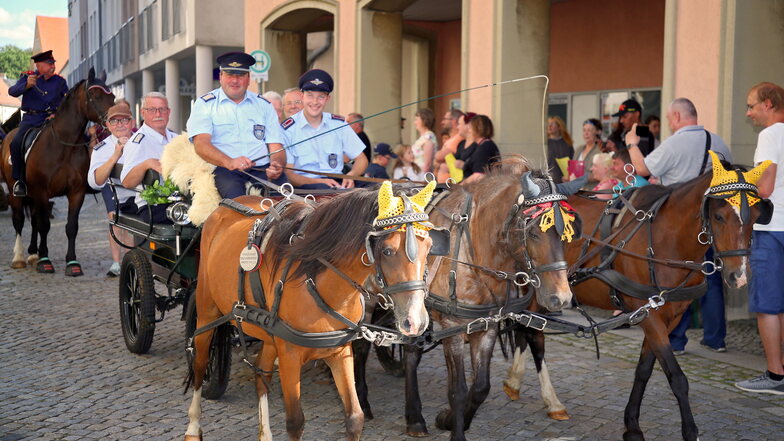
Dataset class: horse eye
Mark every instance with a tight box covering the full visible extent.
[714,213,724,222]
[382,247,394,257]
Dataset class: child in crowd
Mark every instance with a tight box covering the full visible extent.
[392,144,426,182]
[364,143,396,180]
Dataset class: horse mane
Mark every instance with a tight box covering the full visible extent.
[57,79,87,113]
[268,188,380,280]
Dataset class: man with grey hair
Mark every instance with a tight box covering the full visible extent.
[347,112,371,162]
[626,97,731,185]
[626,96,732,356]
[282,87,304,118]
[121,91,178,222]
[262,90,284,122]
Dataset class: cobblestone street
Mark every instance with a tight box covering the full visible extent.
[1,196,783,441]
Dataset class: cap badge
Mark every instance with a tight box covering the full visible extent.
[228,61,242,67]
[310,78,324,86]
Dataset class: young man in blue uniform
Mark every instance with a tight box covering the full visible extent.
[186,51,287,198]
[281,69,368,190]
[7,50,69,197]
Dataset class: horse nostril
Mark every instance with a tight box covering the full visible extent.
[402,318,412,332]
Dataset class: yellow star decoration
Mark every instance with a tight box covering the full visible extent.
[708,150,771,207]
[538,204,577,243]
[376,180,436,238]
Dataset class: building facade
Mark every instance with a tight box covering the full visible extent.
[65,0,245,131]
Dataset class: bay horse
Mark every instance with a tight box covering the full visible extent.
[356,161,578,441]
[0,68,114,275]
[502,152,773,441]
[185,181,443,441]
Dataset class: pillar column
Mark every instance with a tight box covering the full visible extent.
[356,9,402,146]
[141,69,154,95]
[195,45,213,97]
[262,30,304,97]
[165,59,181,132]
[123,77,137,121]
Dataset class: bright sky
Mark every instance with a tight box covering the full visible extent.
[0,0,68,49]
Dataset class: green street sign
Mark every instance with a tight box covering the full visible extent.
[250,50,271,74]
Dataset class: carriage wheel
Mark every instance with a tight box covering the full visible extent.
[119,249,156,354]
[184,292,232,400]
[371,304,406,377]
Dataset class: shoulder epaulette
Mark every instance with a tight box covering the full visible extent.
[257,94,270,104]
[331,114,345,121]
[93,141,106,151]
[281,118,295,130]
[200,92,216,102]
[130,132,145,144]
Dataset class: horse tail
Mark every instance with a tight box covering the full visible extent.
[497,319,516,360]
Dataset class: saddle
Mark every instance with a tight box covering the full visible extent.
[7,126,44,167]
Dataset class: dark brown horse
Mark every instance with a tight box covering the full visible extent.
[184,182,441,441]
[0,68,114,275]
[503,153,773,441]
[356,162,578,441]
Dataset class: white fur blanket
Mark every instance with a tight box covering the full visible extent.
[160,133,221,226]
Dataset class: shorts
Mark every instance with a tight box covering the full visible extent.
[749,230,784,314]
[100,186,136,214]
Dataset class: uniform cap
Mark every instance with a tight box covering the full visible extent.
[31,50,55,63]
[216,51,255,74]
[298,69,333,93]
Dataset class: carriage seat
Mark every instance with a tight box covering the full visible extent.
[107,164,198,242]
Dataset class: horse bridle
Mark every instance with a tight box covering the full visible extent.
[49,83,112,148]
[698,176,767,271]
[363,194,432,310]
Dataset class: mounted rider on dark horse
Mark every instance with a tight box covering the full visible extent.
[7,50,69,197]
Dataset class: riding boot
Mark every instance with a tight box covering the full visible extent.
[10,125,28,197]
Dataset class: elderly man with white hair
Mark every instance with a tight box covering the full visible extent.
[121,91,178,223]
[262,90,284,122]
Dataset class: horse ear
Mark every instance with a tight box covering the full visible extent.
[410,180,436,211]
[521,172,541,199]
[743,159,773,186]
[98,70,107,82]
[376,181,396,221]
[88,67,96,83]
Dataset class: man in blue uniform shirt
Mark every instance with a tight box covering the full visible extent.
[281,69,367,189]
[186,51,287,198]
[8,50,69,196]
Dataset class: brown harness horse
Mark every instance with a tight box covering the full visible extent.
[0,68,114,275]
[355,163,578,441]
[184,183,441,441]
[503,155,773,441]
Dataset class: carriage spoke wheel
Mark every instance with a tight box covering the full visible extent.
[119,249,156,354]
[371,304,407,377]
[185,292,232,400]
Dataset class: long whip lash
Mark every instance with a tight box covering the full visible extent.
[251,75,550,164]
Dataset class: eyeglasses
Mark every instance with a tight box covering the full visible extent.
[107,117,132,125]
[143,107,170,114]
[285,100,303,106]
[746,102,761,111]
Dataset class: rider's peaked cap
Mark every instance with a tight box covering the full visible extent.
[216,51,255,74]
[31,50,55,63]
[298,69,333,93]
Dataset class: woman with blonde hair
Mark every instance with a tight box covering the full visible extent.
[546,116,574,183]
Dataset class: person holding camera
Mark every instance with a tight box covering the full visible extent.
[612,98,656,156]
[626,97,732,356]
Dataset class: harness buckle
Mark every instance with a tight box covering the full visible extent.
[521,313,547,331]
[466,317,491,334]
[529,273,541,288]
[697,228,712,245]
[513,271,530,287]
[700,260,720,275]
[451,213,469,224]
[377,293,394,310]
[634,210,650,222]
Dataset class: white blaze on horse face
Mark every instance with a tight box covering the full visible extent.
[731,205,749,288]
[185,388,202,438]
[258,393,272,441]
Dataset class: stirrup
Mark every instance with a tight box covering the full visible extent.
[12,181,26,197]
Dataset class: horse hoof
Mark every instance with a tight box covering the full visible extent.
[406,422,429,437]
[65,262,83,277]
[434,409,453,431]
[184,429,203,441]
[547,409,570,421]
[623,431,645,441]
[27,254,39,265]
[503,384,520,401]
[10,261,26,269]
[36,259,55,273]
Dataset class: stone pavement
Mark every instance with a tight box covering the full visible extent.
[0,196,782,441]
